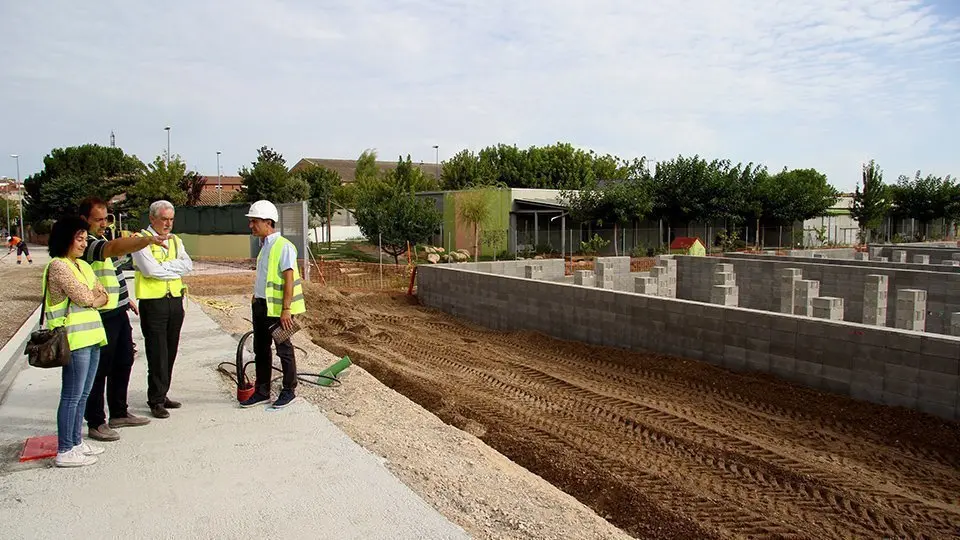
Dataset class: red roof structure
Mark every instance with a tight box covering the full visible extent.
[670,237,703,250]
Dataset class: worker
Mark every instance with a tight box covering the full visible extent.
[78,197,170,442]
[7,234,33,264]
[131,200,193,419]
[239,200,305,409]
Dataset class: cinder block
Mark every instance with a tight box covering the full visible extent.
[714,263,734,274]
[780,268,802,314]
[952,313,960,337]
[574,270,595,287]
[855,252,869,261]
[711,285,738,306]
[713,272,736,286]
[878,257,889,262]
[811,296,844,321]
[913,254,930,264]
[943,260,960,267]
[863,274,889,326]
[634,276,657,295]
[892,250,907,263]
[524,264,544,280]
[793,279,820,316]
[895,289,927,332]
[869,247,883,260]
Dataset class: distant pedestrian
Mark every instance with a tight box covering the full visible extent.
[239,200,305,409]
[7,235,33,264]
[131,200,193,419]
[44,216,109,467]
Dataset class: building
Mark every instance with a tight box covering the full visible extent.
[197,175,243,205]
[801,194,859,246]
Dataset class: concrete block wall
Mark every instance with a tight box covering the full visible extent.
[895,289,927,332]
[725,252,960,274]
[876,245,960,265]
[786,248,857,259]
[417,265,960,421]
[812,297,844,320]
[676,256,960,335]
[863,275,888,326]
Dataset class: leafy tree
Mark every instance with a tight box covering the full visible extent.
[23,144,144,222]
[127,155,188,216]
[180,171,207,206]
[237,146,309,204]
[457,189,492,261]
[851,160,890,243]
[770,167,838,223]
[441,149,493,190]
[394,154,439,192]
[297,164,343,248]
[889,172,955,240]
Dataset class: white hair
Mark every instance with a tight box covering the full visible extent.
[149,200,175,218]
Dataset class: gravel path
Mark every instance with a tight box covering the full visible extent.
[0,249,46,349]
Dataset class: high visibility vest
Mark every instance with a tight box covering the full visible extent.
[43,258,107,351]
[88,235,120,311]
[261,236,305,317]
[134,229,184,299]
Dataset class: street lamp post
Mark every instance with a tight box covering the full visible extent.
[216,151,223,205]
[10,155,23,239]
[164,126,171,167]
[432,145,439,180]
[1,176,9,235]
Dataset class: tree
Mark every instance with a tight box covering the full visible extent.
[353,176,442,265]
[889,171,954,240]
[127,155,189,217]
[298,164,342,248]
[851,160,890,243]
[180,171,207,206]
[237,146,309,204]
[23,144,144,222]
[457,189,492,261]
[441,149,493,190]
[355,149,380,184]
[771,167,838,223]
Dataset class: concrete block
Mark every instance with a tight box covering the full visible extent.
[913,254,930,264]
[869,247,883,259]
[855,252,869,261]
[713,272,736,286]
[780,268,802,314]
[878,257,889,263]
[863,274,889,326]
[634,276,657,295]
[952,313,960,337]
[574,270,595,287]
[953,253,960,261]
[793,279,820,316]
[524,264,544,280]
[895,289,927,332]
[892,250,907,263]
[811,296,844,321]
[943,260,960,267]
[715,263,734,274]
[710,285,739,306]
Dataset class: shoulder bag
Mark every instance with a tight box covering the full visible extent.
[24,272,71,369]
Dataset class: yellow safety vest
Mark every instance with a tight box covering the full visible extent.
[88,235,119,311]
[262,236,306,317]
[43,258,108,351]
[134,230,184,299]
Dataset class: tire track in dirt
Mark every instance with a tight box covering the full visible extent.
[305,289,960,539]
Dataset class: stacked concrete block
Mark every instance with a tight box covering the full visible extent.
[780,268,802,314]
[650,266,669,296]
[878,257,889,263]
[792,279,820,316]
[655,256,678,298]
[634,276,658,295]
[855,252,869,261]
[524,264,544,280]
[573,270,595,287]
[895,289,927,332]
[892,250,907,263]
[594,262,614,289]
[913,254,930,265]
[710,263,738,306]
[811,296,844,321]
[943,260,960,267]
[953,253,960,262]
[951,313,960,336]
[869,247,883,260]
[862,274,888,327]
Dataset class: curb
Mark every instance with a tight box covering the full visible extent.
[0,304,41,405]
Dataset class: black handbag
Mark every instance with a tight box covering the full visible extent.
[24,275,71,369]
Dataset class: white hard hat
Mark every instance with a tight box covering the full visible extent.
[245,200,279,222]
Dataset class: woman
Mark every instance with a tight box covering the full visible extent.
[44,216,109,467]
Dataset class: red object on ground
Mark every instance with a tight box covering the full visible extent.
[670,237,702,250]
[19,435,58,462]
[407,266,418,296]
[237,382,255,402]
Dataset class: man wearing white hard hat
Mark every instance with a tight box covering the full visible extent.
[239,200,306,409]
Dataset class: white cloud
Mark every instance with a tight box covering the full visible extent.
[0,0,958,189]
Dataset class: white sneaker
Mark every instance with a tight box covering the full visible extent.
[75,441,105,456]
[55,447,98,468]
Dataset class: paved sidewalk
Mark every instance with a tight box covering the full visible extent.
[0,297,469,539]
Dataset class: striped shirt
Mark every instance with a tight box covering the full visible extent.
[83,234,130,318]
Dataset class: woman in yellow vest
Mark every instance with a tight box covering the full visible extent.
[43,217,109,468]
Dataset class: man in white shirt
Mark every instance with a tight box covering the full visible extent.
[131,200,194,418]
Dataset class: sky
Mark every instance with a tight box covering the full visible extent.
[1,0,958,192]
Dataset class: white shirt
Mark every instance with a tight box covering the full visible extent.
[131,226,194,280]
[254,232,297,299]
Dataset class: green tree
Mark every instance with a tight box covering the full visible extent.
[355,149,380,184]
[180,171,207,206]
[297,164,342,248]
[23,144,144,222]
[771,167,838,223]
[441,149,494,190]
[457,189,492,261]
[237,146,309,204]
[851,160,890,243]
[890,171,954,240]
[127,155,189,217]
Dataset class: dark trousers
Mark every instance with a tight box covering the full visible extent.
[139,296,185,406]
[252,298,297,396]
[85,310,135,428]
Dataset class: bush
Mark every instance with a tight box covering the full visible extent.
[33,219,55,235]
[579,234,609,256]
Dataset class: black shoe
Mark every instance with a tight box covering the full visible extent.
[163,398,182,409]
[239,393,271,408]
[150,404,170,419]
[271,390,297,409]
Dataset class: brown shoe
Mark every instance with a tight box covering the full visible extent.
[150,404,170,419]
[88,424,120,442]
[163,399,182,409]
[108,413,151,428]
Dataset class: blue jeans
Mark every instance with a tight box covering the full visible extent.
[57,345,101,452]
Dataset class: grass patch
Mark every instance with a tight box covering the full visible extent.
[310,241,380,263]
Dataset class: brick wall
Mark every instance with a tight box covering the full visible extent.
[876,245,960,265]
[724,252,960,274]
[417,265,960,420]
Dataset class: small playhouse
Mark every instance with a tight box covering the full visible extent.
[670,236,706,256]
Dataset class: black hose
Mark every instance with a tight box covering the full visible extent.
[217,330,341,389]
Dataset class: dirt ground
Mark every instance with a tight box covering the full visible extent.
[0,255,44,349]
[189,274,960,540]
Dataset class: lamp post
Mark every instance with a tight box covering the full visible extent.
[10,155,23,239]
[164,126,171,167]
[216,151,223,205]
[1,176,9,235]
[432,145,439,180]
